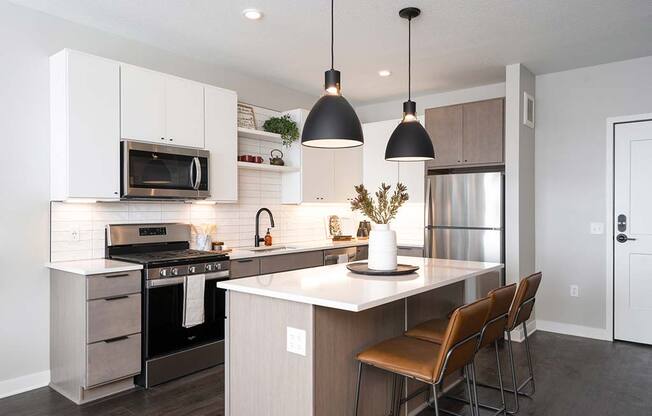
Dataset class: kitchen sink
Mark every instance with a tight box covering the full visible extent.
[244,245,296,252]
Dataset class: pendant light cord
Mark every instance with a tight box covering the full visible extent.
[331,0,334,69]
[408,16,411,101]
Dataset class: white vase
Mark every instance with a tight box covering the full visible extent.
[368,223,398,271]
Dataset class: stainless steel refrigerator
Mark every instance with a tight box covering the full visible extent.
[425,171,504,300]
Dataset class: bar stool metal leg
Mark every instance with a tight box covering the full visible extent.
[354,362,363,416]
[390,374,398,416]
[432,384,441,416]
[464,365,476,416]
[494,340,507,415]
[522,322,536,395]
[470,362,480,416]
[505,331,520,414]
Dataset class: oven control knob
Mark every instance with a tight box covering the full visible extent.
[216,263,222,270]
[188,266,196,274]
[159,269,168,277]
[170,267,179,276]
[205,264,214,272]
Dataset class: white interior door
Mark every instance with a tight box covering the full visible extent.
[614,119,652,344]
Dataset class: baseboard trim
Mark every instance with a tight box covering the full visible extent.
[0,370,50,399]
[536,320,611,341]
[509,319,537,343]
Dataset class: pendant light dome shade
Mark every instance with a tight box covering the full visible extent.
[385,117,434,161]
[302,92,363,148]
[301,0,363,148]
[385,7,435,161]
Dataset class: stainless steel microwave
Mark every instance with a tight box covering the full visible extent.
[121,141,210,199]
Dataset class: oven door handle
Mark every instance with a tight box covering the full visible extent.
[192,157,201,190]
[146,271,230,289]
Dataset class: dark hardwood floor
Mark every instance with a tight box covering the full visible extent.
[2,331,652,415]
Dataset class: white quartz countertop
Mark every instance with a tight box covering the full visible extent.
[217,257,503,312]
[46,259,143,275]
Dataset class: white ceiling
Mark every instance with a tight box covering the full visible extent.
[11,0,652,104]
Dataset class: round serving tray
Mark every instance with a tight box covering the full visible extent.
[346,262,419,276]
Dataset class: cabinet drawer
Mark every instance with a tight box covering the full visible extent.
[87,294,141,344]
[260,251,324,274]
[398,246,424,257]
[87,270,140,300]
[230,258,260,279]
[86,334,140,387]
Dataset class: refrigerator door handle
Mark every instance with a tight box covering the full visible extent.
[424,178,434,258]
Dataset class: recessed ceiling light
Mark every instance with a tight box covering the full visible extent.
[378,70,392,77]
[242,8,263,20]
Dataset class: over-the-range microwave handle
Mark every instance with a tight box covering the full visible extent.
[192,157,201,190]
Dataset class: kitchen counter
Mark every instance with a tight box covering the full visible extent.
[217,256,501,312]
[220,257,503,415]
[46,259,143,275]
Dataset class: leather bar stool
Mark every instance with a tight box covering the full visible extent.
[478,272,542,414]
[406,284,517,416]
[354,296,492,416]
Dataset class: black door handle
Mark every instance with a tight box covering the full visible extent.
[616,234,637,243]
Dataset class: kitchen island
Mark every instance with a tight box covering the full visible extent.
[217,257,503,416]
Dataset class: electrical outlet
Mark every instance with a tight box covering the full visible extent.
[286,327,306,356]
[570,285,579,297]
[70,226,80,241]
[590,222,604,235]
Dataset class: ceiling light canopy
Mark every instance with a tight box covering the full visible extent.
[378,70,392,77]
[242,8,263,20]
[385,7,434,162]
[301,0,363,149]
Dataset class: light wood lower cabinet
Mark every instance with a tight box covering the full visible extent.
[50,269,142,404]
[260,251,324,274]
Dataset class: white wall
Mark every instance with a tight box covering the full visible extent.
[535,55,652,336]
[0,0,315,396]
[355,83,505,123]
[504,64,536,287]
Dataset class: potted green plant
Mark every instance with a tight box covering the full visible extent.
[350,183,409,270]
[262,115,300,148]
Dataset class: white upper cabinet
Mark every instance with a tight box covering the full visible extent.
[204,85,238,202]
[333,146,363,202]
[50,49,120,200]
[165,76,205,148]
[281,109,363,204]
[120,65,166,144]
[362,118,425,204]
[302,147,335,202]
[120,65,205,148]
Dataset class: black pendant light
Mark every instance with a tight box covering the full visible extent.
[385,7,435,161]
[301,0,363,148]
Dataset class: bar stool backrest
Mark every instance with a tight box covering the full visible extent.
[433,296,492,383]
[479,283,517,349]
[507,272,542,331]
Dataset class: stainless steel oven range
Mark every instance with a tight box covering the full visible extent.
[106,223,229,388]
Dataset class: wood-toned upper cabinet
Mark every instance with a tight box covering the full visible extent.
[120,65,166,144]
[461,98,504,165]
[165,76,205,148]
[425,98,504,169]
[425,105,463,168]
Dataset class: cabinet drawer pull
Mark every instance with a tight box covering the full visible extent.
[104,295,129,301]
[104,336,129,344]
[104,273,129,279]
[236,259,253,263]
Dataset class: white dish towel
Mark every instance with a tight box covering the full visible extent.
[183,274,205,328]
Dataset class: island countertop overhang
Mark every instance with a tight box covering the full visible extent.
[217,257,504,312]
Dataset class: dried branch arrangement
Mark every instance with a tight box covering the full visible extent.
[350,183,409,224]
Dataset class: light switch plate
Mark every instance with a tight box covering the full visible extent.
[286,327,306,356]
[570,285,579,297]
[590,222,604,235]
[70,226,81,241]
